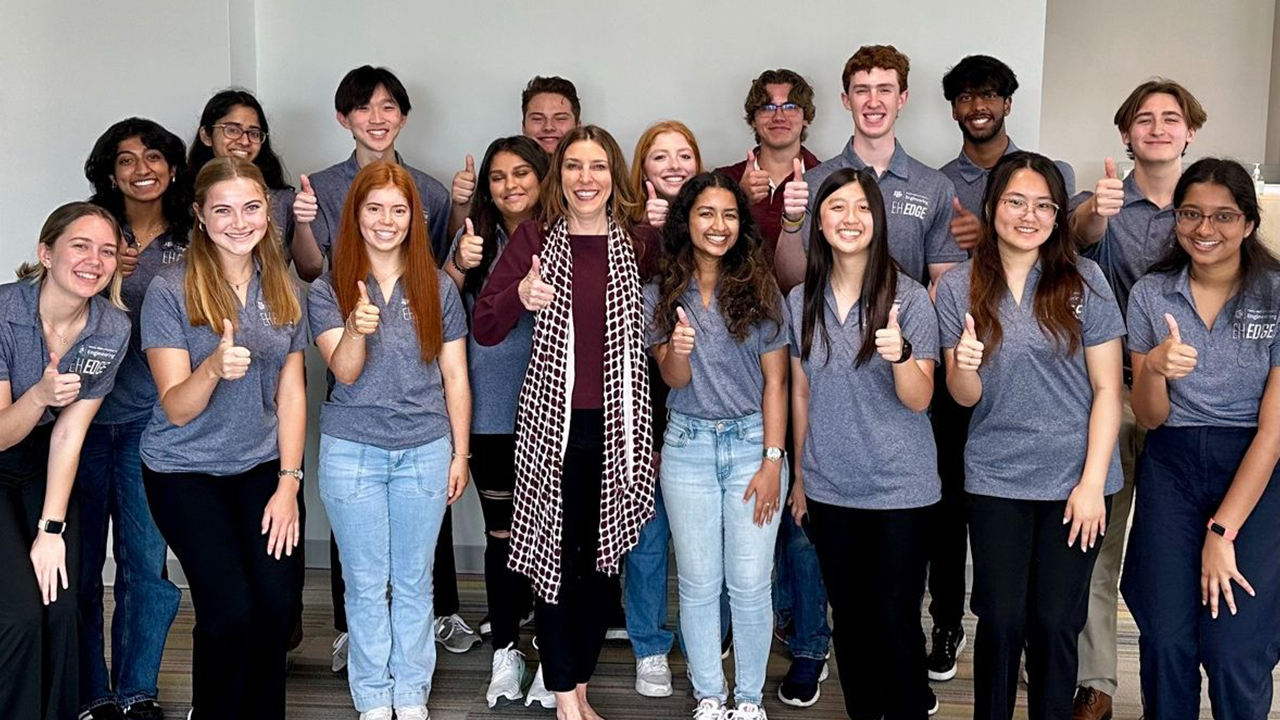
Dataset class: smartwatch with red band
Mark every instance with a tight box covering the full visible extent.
[1207,518,1238,542]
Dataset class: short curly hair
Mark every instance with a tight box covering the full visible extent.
[742,69,816,143]
[841,45,909,93]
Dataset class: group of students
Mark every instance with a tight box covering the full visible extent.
[1,42,1277,720]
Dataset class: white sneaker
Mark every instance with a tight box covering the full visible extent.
[693,697,727,720]
[357,709,392,720]
[726,702,768,720]
[393,707,429,720]
[487,644,526,707]
[524,662,556,708]
[433,614,480,654]
[635,654,673,697]
[331,632,349,672]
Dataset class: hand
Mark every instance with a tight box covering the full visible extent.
[348,281,381,336]
[1148,313,1198,380]
[739,149,770,204]
[949,197,982,251]
[454,218,484,271]
[32,352,81,408]
[670,306,695,356]
[875,304,906,362]
[744,461,783,527]
[119,244,140,279]
[1091,157,1125,218]
[955,313,985,372]
[293,174,318,224]
[260,484,300,560]
[1202,532,1254,619]
[208,319,251,381]
[517,255,557,311]
[782,158,808,222]
[447,455,470,505]
[29,531,68,605]
[644,181,669,228]
[1063,482,1107,550]
[451,154,476,207]
[788,468,808,526]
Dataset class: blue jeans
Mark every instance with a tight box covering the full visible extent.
[773,507,831,660]
[76,417,181,710]
[662,411,785,706]
[320,434,450,712]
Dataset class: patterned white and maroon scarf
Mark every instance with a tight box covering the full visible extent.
[508,215,655,603]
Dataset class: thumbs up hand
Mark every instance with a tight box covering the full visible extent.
[670,306,696,357]
[955,313,985,372]
[739,149,770,204]
[782,158,808,222]
[293,175,318,224]
[875,304,908,362]
[346,280,381,337]
[454,218,484,271]
[644,181,670,228]
[518,255,557,311]
[949,197,983,251]
[209,319,252,381]
[1092,157,1125,218]
[451,154,477,207]
[1150,313,1198,380]
[120,244,140,279]
[33,352,81,407]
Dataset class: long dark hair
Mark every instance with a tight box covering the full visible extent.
[463,136,549,297]
[1149,158,1280,297]
[188,89,291,191]
[85,117,192,239]
[800,168,899,366]
[652,173,782,341]
[970,151,1082,356]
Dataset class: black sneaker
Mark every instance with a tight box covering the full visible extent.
[79,705,124,720]
[925,685,940,716]
[777,656,825,707]
[123,700,165,720]
[926,625,966,681]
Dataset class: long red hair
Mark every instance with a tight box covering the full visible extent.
[332,161,443,364]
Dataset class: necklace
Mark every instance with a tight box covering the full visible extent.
[43,303,89,347]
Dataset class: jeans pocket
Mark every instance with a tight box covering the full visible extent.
[664,424,691,449]
[413,438,451,499]
[319,437,365,504]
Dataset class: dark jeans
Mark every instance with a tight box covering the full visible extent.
[75,418,181,711]
[773,505,831,660]
[808,498,932,720]
[969,493,1109,720]
[472,432,533,650]
[927,366,971,630]
[144,461,298,720]
[535,410,613,692]
[1122,426,1280,720]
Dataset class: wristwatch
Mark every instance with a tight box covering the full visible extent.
[763,446,784,462]
[893,337,914,364]
[278,468,305,486]
[37,518,66,535]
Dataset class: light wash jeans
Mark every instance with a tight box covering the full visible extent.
[320,434,450,712]
[662,411,786,706]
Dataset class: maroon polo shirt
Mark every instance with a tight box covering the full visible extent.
[715,146,824,262]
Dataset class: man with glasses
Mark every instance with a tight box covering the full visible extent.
[1065,78,1207,720]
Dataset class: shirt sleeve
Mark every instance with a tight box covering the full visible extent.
[312,182,335,258]
[288,285,309,354]
[1080,260,1126,347]
[935,269,965,349]
[141,274,188,351]
[1055,161,1078,198]
[759,289,790,355]
[1124,277,1160,355]
[439,275,468,343]
[899,280,939,362]
[473,221,541,346]
[925,177,967,265]
[425,179,452,265]
[307,275,344,339]
[642,283,665,349]
[787,285,804,359]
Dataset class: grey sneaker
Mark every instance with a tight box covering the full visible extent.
[433,614,480,654]
[635,654,673,697]
[332,632,349,672]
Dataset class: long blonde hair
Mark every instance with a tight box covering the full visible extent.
[17,202,126,310]
[184,157,300,329]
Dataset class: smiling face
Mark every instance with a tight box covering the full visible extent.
[338,84,407,154]
[358,185,412,255]
[951,88,1011,144]
[39,215,119,299]
[561,140,611,221]
[688,187,740,265]
[843,67,907,141]
[488,150,541,223]
[523,92,578,155]
[1175,181,1254,274]
[752,82,806,150]
[993,168,1056,253]
[196,177,269,258]
[1122,92,1195,165]
[643,131,697,199]
[819,181,874,256]
[114,136,173,204]
[201,104,263,162]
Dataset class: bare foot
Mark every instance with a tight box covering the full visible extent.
[575,684,605,720]
[555,690,585,720]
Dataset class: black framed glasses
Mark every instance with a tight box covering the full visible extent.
[212,123,267,144]
[1174,208,1246,229]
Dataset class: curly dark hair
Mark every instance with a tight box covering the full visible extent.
[84,117,192,238]
[652,172,782,342]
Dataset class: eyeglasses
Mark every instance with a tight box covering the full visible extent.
[1174,208,1246,229]
[211,123,267,144]
[758,102,802,116]
[999,196,1059,219]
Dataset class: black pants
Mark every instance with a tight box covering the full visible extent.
[927,365,971,630]
[144,461,298,720]
[535,410,613,692]
[808,498,932,720]
[969,494,1109,720]
[0,431,80,720]
[472,432,533,650]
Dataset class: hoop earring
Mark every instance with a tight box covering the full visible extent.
[198,221,206,232]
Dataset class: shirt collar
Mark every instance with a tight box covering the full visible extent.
[1163,264,1195,307]
[341,150,407,180]
[954,138,1020,183]
[1121,171,1172,211]
[5,280,41,327]
[841,138,910,181]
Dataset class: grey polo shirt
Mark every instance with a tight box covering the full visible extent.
[936,258,1126,500]
[140,263,308,475]
[800,139,966,284]
[643,279,788,420]
[939,139,1077,217]
[97,229,188,424]
[1127,268,1280,428]
[787,274,941,510]
[0,280,130,426]
[269,187,296,264]
[307,152,451,265]
[309,270,467,450]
